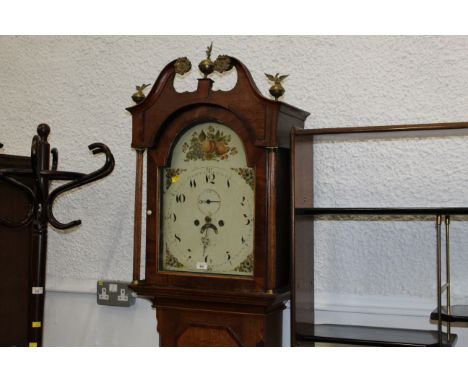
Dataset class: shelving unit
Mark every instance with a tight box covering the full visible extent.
[290,122,468,347]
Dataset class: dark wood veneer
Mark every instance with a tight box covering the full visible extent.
[0,154,33,346]
[128,56,309,346]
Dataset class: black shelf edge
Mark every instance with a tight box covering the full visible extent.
[295,323,457,347]
[295,207,468,216]
[430,305,468,323]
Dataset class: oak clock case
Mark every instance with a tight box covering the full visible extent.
[127,52,309,346]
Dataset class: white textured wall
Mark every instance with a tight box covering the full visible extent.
[2,36,468,346]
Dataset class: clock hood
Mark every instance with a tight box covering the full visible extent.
[127,55,309,150]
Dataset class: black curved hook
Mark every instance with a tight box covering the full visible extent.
[51,148,58,171]
[0,172,36,228]
[47,142,115,230]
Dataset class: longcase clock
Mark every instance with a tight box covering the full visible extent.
[127,48,309,346]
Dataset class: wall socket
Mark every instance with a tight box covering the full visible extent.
[97,280,136,307]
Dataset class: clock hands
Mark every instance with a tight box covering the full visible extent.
[201,230,209,262]
[198,198,220,205]
[200,216,220,263]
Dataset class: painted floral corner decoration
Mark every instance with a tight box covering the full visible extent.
[234,253,254,274]
[165,168,186,190]
[183,125,238,162]
[232,167,255,189]
[165,245,184,268]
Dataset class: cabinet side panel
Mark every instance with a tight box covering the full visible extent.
[291,135,314,345]
[294,215,314,325]
[294,137,313,208]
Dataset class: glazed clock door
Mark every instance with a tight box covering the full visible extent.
[161,122,255,276]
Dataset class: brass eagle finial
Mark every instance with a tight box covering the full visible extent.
[131,83,151,104]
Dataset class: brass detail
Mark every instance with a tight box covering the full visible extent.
[266,289,274,295]
[436,215,443,344]
[32,321,42,328]
[445,215,451,339]
[198,42,215,78]
[131,280,139,285]
[29,342,38,347]
[131,83,151,104]
[174,57,192,75]
[265,73,288,101]
[214,55,233,73]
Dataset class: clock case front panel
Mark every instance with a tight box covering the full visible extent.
[149,107,266,291]
[127,57,308,345]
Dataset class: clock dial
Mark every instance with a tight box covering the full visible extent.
[161,123,254,276]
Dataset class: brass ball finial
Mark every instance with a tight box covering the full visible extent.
[198,42,215,78]
[265,73,288,101]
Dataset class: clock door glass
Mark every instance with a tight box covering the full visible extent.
[160,122,254,276]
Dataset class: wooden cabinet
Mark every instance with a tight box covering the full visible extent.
[0,154,34,346]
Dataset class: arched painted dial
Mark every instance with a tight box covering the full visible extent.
[160,122,255,276]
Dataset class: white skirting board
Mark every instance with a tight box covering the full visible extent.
[42,287,468,346]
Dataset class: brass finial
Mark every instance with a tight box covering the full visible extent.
[174,57,192,75]
[214,55,233,73]
[131,83,151,104]
[265,73,288,101]
[198,42,215,78]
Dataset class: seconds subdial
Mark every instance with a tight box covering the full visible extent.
[197,189,221,215]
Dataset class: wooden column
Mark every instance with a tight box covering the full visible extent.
[132,148,145,283]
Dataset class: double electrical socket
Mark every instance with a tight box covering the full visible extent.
[97,280,136,307]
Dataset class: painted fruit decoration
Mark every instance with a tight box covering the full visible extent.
[183,125,238,161]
